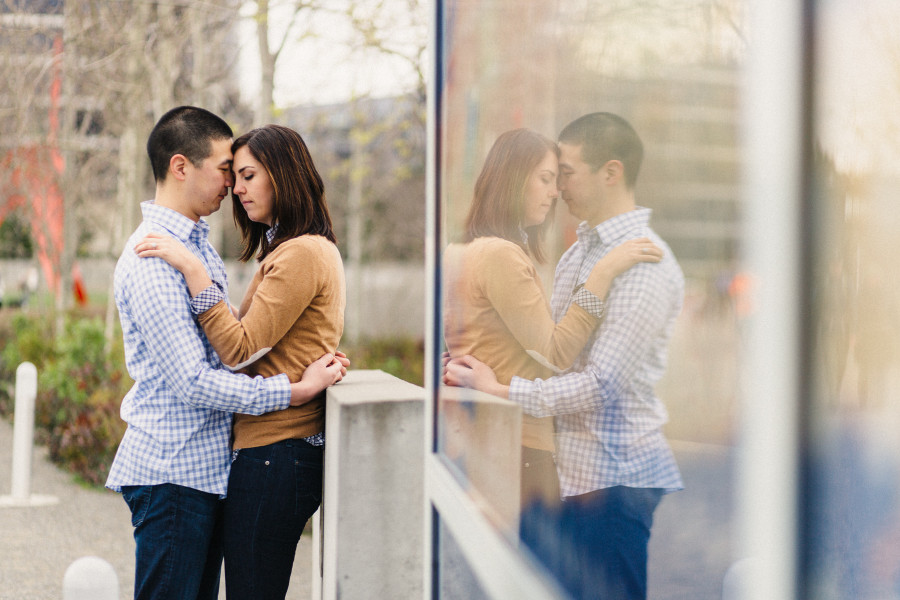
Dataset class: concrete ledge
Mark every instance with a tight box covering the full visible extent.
[318,370,425,600]
[326,369,424,405]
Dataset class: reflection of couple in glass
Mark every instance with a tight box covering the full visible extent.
[444,113,684,600]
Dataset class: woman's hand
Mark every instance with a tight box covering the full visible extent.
[289,353,346,406]
[596,237,663,277]
[334,350,350,374]
[443,355,509,399]
[135,232,213,298]
[135,232,201,274]
[584,237,662,298]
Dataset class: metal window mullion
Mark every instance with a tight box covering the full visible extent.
[735,0,806,599]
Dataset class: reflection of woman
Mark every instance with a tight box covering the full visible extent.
[136,125,345,599]
[443,128,660,507]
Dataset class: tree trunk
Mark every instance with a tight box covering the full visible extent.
[256,0,276,124]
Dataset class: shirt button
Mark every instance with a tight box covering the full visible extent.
[265,461,270,466]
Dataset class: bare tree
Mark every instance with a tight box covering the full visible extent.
[0,1,247,341]
[248,0,326,124]
[343,0,427,103]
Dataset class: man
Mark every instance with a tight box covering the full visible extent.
[106,106,344,600]
[445,112,683,600]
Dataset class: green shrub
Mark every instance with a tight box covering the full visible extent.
[0,312,55,416]
[0,310,427,489]
[0,311,130,486]
[341,336,425,386]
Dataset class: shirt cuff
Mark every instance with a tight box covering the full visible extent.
[191,285,225,315]
[572,284,605,318]
[509,376,536,411]
[266,372,293,411]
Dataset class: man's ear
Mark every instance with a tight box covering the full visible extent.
[603,159,624,184]
[169,154,189,182]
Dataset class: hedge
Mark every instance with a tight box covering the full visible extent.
[0,310,424,488]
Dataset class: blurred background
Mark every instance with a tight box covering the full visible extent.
[0,0,428,344]
[4,0,900,598]
[0,0,429,502]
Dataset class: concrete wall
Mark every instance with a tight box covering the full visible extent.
[312,372,527,600]
[317,370,425,600]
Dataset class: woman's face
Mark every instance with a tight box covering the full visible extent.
[232,146,275,227]
[522,150,559,228]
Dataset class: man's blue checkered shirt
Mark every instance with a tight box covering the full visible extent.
[105,202,291,496]
[509,208,684,498]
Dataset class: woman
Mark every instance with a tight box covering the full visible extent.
[442,128,661,508]
[135,124,345,599]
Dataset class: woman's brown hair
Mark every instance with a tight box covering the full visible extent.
[231,124,336,262]
[463,128,558,263]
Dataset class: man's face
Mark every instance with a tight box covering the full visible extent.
[184,137,234,221]
[558,142,604,225]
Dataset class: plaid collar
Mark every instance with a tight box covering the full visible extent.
[575,207,652,249]
[141,200,210,245]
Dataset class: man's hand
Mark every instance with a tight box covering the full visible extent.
[443,355,509,399]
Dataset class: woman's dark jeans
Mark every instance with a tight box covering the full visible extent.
[223,438,324,600]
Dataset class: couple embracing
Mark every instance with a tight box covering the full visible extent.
[106,106,346,599]
[443,113,684,600]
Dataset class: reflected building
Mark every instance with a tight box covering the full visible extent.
[440,7,742,285]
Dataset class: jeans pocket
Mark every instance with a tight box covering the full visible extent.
[294,459,323,506]
[122,485,152,528]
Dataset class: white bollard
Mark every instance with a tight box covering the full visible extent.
[722,557,761,600]
[62,556,119,600]
[0,362,58,507]
[11,361,37,500]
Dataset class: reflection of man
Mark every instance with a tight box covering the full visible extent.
[445,113,683,600]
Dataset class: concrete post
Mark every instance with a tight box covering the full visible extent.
[62,556,118,600]
[319,370,425,600]
[0,362,58,508]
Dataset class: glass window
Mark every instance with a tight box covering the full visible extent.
[432,0,747,597]
[804,1,900,598]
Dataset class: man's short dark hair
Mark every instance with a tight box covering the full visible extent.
[559,112,643,188]
[147,106,233,183]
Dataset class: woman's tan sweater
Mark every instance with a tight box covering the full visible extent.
[442,236,599,451]
[198,235,345,450]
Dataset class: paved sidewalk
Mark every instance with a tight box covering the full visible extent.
[0,417,313,599]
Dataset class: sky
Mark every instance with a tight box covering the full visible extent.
[236,0,424,107]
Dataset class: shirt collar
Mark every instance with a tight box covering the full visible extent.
[576,207,652,248]
[141,200,209,244]
[518,225,529,245]
[265,224,278,244]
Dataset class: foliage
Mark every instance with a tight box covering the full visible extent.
[0,215,34,258]
[0,310,426,488]
[0,310,131,487]
[341,336,425,386]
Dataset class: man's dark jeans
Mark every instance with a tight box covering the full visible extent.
[521,485,665,600]
[122,483,224,600]
[223,438,324,600]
